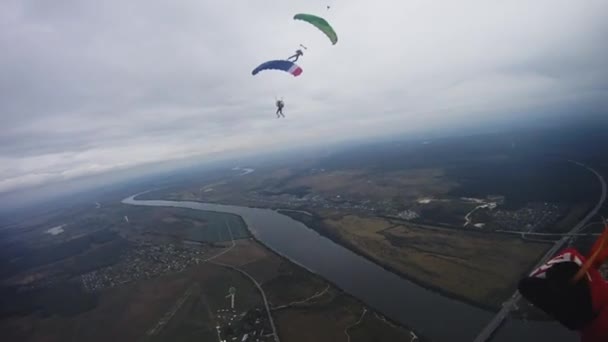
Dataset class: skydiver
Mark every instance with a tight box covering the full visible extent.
[518,226,608,342]
[275,99,285,118]
[287,49,304,62]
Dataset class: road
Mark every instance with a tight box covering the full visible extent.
[272,284,330,310]
[473,160,607,342]
[147,284,198,336]
[209,219,281,342]
[201,219,237,262]
[496,226,602,238]
[213,261,280,342]
[123,197,280,342]
[276,208,313,217]
[344,308,367,342]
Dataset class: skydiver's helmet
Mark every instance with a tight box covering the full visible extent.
[518,248,596,330]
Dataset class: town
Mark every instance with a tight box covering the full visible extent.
[216,306,273,342]
[243,188,565,233]
[81,242,208,292]
[215,286,273,342]
[487,202,564,232]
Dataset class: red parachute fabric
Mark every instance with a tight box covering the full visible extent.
[519,226,608,342]
[581,227,608,342]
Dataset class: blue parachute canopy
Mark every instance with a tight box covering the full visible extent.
[252,60,303,77]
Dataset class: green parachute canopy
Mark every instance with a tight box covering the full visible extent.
[293,13,338,45]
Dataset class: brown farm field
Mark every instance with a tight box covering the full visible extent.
[321,214,550,308]
[214,240,421,342]
[1,269,194,342]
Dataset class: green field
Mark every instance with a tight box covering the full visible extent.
[122,206,250,243]
[319,214,551,309]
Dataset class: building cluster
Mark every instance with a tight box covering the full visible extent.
[81,242,207,292]
[246,184,567,233]
[216,307,272,342]
[246,190,406,216]
[395,210,420,220]
[489,202,563,232]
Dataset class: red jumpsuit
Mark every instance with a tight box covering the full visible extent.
[580,251,608,342]
[522,246,608,342]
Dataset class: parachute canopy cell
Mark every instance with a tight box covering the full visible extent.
[293,13,337,45]
[251,60,303,77]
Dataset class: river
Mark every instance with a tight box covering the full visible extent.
[122,195,577,342]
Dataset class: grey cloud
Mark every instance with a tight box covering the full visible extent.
[1,0,607,196]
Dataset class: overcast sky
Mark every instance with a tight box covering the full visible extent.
[1,0,607,197]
